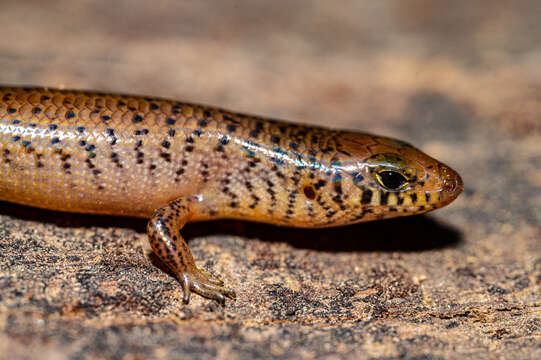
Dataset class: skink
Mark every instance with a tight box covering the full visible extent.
[0,87,463,303]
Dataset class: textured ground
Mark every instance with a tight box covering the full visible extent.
[0,1,540,359]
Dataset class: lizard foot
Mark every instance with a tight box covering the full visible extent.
[178,268,236,305]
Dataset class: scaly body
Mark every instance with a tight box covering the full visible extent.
[0,87,463,303]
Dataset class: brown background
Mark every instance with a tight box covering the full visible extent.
[0,1,539,359]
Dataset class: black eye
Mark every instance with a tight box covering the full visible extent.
[376,171,408,190]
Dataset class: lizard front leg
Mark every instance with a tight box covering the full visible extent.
[147,197,236,304]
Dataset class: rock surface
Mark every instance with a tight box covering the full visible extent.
[0,1,539,359]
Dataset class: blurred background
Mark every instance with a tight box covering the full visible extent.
[1,0,540,136]
[0,1,539,359]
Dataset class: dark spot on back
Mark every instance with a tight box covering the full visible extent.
[314,179,327,190]
[303,186,316,200]
[333,180,342,194]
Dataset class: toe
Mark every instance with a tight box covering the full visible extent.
[180,274,192,304]
[199,270,224,286]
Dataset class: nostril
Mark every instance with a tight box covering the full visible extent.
[443,178,457,193]
[437,165,463,201]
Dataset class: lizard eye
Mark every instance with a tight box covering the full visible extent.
[375,170,408,191]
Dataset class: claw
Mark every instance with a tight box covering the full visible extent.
[224,288,236,299]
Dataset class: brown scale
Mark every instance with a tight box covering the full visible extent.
[0,87,463,304]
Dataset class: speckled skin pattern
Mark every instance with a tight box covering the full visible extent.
[0,87,462,303]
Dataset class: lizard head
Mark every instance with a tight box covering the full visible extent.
[303,131,463,226]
